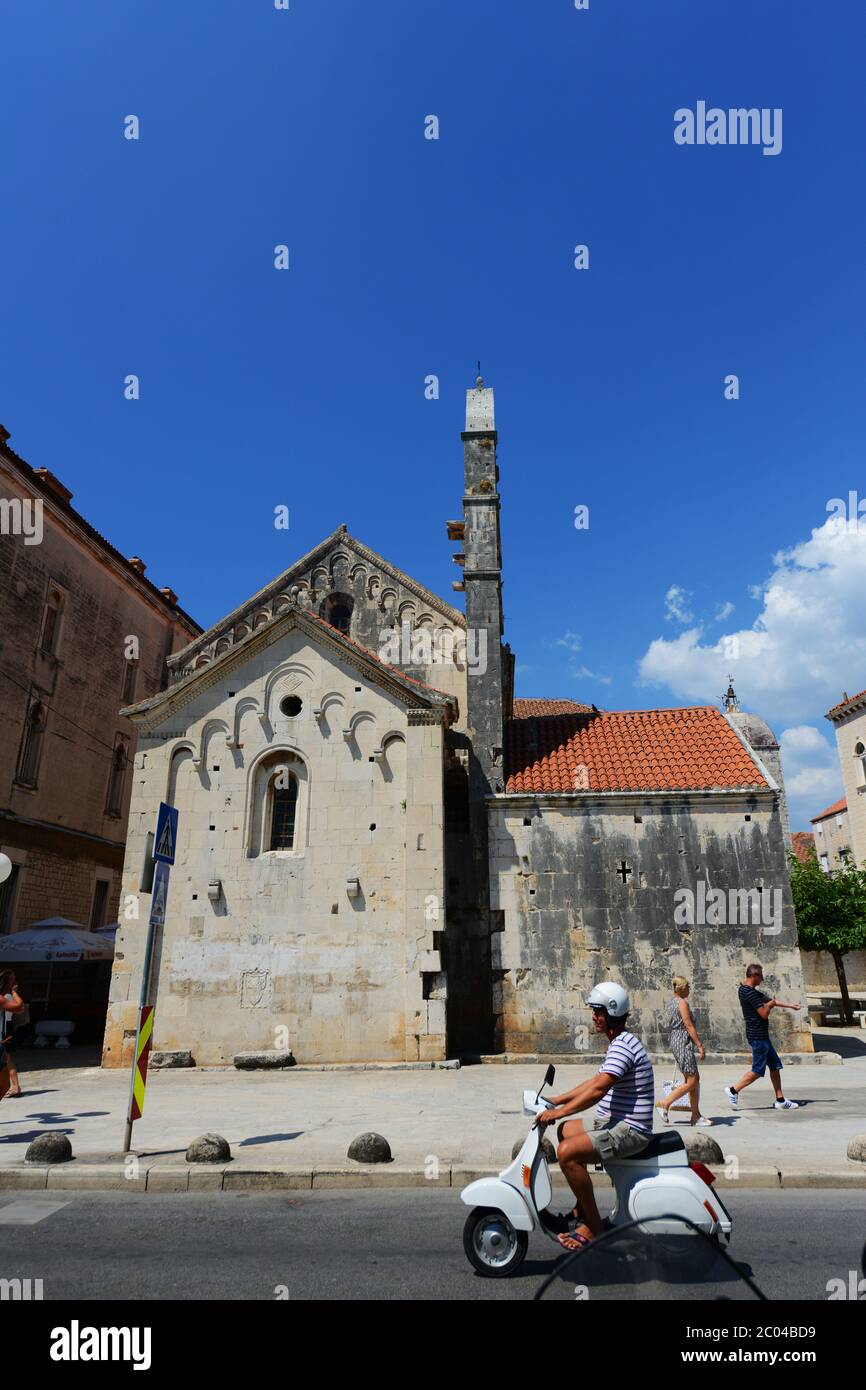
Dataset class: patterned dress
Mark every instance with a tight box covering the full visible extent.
[666,996,698,1076]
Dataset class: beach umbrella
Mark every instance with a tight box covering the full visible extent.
[0,925,114,961]
[0,926,115,1017]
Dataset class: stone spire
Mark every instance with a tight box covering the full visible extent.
[723,676,740,713]
[461,373,504,795]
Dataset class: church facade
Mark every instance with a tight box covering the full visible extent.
[102,383,811,1067]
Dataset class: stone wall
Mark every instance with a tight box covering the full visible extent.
[103,624,448,1066]
[488,791,813,1055]
[801,949,866,996]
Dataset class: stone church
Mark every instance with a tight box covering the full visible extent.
[103,381,811,1067]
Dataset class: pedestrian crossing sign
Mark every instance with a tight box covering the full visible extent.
[153,801,178,865]
[149,861,170,928]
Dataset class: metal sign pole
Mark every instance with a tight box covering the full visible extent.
[122,803,176,1153]
[122,914,158,1153]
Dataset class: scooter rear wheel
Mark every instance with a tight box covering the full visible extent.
[463,1206,529,1278]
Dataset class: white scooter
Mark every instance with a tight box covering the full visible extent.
[460,1065,732,1278]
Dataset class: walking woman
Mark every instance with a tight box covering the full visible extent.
[656,975,713,1126]
[0,971,26,1103]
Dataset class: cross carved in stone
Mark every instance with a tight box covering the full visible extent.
[616,860,633,884]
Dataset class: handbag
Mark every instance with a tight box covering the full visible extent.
[662,1067,691,1110]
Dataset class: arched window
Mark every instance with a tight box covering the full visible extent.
[105,736,129,816]
[856,742,866,787]
[17,697,46,787]
[247,752,307,857]
[40,588,64,657]
[269,774,299,850]
[320,592,353,635]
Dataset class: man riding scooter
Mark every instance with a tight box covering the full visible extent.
[536,981,655,1251]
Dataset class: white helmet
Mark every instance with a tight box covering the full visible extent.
[586,981,630,1018]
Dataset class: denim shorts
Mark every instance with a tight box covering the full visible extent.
[592,1118,651,1162]
[750,1039,782,1076]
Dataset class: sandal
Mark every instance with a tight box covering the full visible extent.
[692,1115,714,1126]
[556,1227,593,1252]
[655,1102,670,1126]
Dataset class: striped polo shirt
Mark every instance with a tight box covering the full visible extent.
[595,1030,655,1135]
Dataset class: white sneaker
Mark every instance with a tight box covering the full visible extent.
[724,1086,738,1108]
[774,1098,799,1110]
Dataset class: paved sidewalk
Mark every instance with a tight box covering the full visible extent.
[1,1034,864,1192]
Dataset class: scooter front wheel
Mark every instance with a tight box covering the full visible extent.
[463,1206,529,1278]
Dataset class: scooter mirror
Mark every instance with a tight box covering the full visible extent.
[544,1064,556,1088]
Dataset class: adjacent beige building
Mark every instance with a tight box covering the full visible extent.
[810,797,850,872]
[826,689,866,867]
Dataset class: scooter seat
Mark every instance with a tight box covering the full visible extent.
[618,1131,685,1161]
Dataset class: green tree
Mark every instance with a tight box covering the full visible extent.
[789,847,866,1026]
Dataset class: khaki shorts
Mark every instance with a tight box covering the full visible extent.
[592,1118,651,1163]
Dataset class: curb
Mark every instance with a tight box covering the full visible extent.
[0,1161,862,1194]
[477,1051,843,1067]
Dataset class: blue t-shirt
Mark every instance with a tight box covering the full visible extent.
[739,984,770,1042]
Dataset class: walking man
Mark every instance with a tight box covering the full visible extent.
[725,963,801,1111]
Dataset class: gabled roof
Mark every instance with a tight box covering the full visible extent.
[167,524,466,674]
[811,796,847,823]
[505,705,769,795]
[512,698,595,718]
[826,687,866,721]
[123,603,457,725]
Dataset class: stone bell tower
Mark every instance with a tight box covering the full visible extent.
[458,374,507,796]
[441,374,512,1055]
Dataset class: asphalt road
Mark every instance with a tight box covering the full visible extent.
[2,1188,865,1302]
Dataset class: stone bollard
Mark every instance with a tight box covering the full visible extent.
[846,1134,866,1162]
[186,1133,232,1163]
[233,1051,296,1069]
[151,1050,195,1069]
[513,1136,557,1164]
[25,1132,73,1164]
[347,1132,392,1164]
[683,1131,724,1165]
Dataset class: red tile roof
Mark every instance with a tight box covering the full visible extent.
[505,705,768,794]
[512,698,595,718]
[791,831,816,862]
[827,687,866,720]
[811,796,847,823]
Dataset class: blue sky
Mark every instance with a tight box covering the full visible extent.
[2,1,865,830]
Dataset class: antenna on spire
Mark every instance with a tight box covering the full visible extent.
[722,676,740,713]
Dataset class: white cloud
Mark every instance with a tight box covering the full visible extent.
[638,515,866,727]
[715,600,735,621]
[779,725,843,829]
[572,664,613,686]
[552,631,582,654]
[664,585,694,625]
[549,632,610,686]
